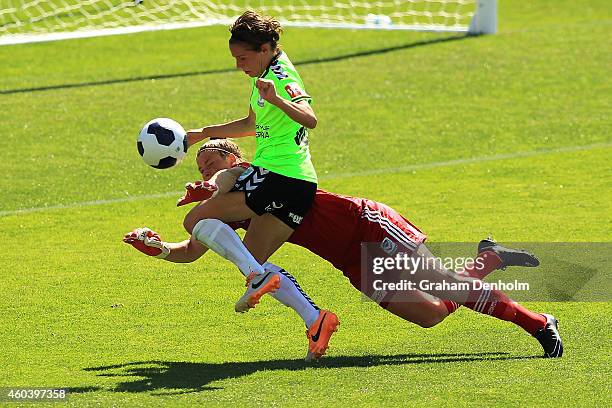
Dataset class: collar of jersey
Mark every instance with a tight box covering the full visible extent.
[260,51,284,78]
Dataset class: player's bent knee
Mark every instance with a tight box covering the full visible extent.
[183,215,196,234]
[184,211,209,234]
[183,202,217,234]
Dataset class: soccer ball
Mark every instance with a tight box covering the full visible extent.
[137,118,187,169]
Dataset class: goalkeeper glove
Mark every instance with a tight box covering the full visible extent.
[177,180,219,207]
[123,227,170,259]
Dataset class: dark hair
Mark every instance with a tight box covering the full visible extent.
[197,139,243,160]
[229,10,282,51]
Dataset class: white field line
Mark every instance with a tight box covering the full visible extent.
[1,142,610,218]
[320,142,612,180]
[0,191,180,217]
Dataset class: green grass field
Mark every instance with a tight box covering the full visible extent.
[1,1,611,406]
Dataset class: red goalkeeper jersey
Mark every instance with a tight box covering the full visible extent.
[229,189,427,270]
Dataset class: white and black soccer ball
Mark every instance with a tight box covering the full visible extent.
[137,118,188,169]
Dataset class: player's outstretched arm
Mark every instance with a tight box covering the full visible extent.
[166,237,209,263]
[123,227,208,263]
[186,107,256,146]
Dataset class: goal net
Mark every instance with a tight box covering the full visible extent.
[0,0,496,45]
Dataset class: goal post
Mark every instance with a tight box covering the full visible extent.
[0,0,497,46]
[468,0,497,36]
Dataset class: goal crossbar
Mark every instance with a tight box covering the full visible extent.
[0,1,497,46]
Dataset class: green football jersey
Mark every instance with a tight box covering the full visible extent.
[250,52,317,183]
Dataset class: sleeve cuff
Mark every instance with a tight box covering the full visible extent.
[292,95,312,103]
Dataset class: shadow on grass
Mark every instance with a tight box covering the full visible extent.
[83,352,533,395]
[1,34,469,95]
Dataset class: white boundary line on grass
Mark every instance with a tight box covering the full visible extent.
[1,142,610,218]
[0,191,180,217]
[321,142,612,180]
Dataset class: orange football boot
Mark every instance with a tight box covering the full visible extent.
[305,310,340,361]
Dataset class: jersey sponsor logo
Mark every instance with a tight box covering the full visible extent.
[285,82,304,99]
[380,237,398,255]
[256,124,271,139]
[265,201,284,212]
[288,212,304,225]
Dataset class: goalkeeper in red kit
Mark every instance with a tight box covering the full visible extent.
[125,139,563,360]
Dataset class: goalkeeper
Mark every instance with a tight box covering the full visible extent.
[125,140,563,359]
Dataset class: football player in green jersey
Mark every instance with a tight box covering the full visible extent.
[184,11,322,312]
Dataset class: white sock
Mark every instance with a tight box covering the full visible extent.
[192,219,265,276]
[264,262,321,328]
[192,219,321,328]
